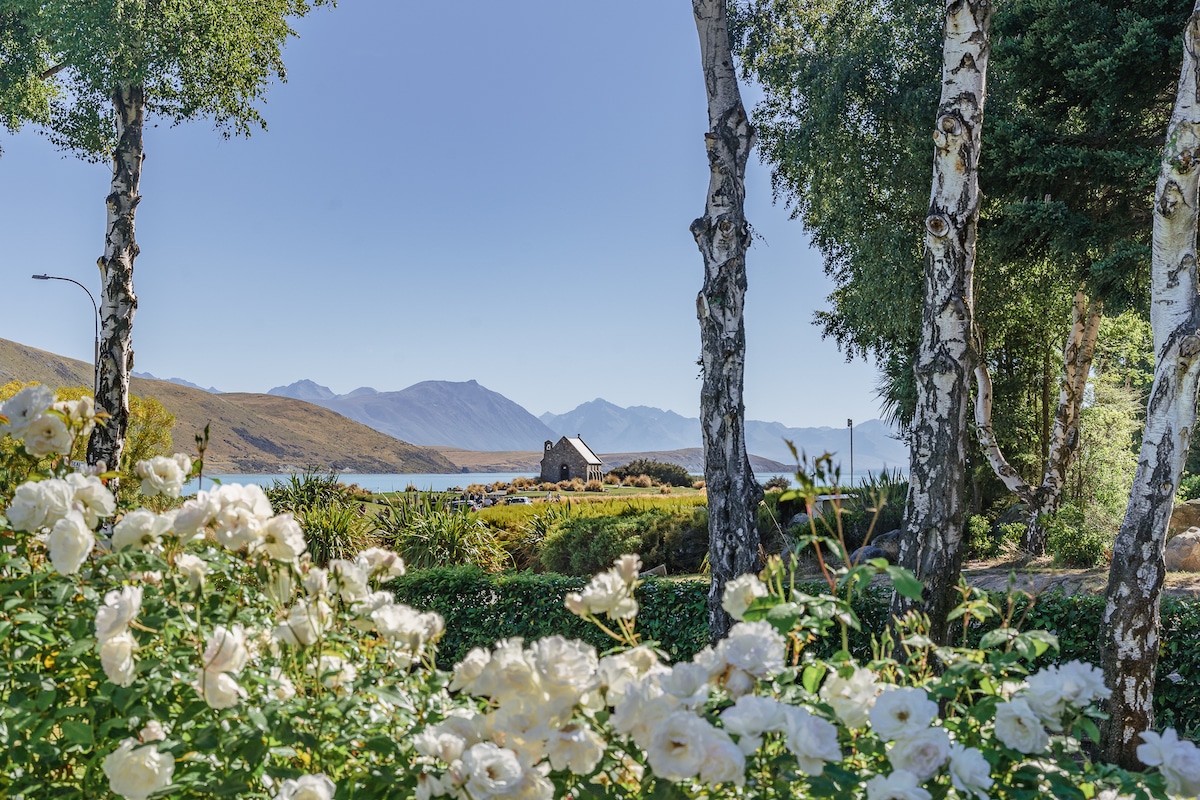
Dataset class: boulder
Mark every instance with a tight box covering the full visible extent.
[1165,527,1200,572]
[847,545,892,565]
[866,529,902,561]
[992,503,1029,539]
[1169,500,1200,540]
[788,513,810,530]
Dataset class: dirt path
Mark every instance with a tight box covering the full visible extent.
[960,558,1200,598]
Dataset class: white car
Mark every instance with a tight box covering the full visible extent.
[506,496,533,505]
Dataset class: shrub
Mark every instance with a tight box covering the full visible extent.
[584,479,604,492]
[630,474,654,488]
[603,473,620,485]
[1180,473,1200,502]
[539,481,558,491]
[538,503,706,575]
[264,467,362,512]
[607,458,694,487]
[374,493,507,571]
[1044,504,1112,567]
[510,476,539,490]
[692,479,706,490]
[293,500,378,566]
[659,484,672,494]
[763,475,791,491]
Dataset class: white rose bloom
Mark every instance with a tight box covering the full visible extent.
[175,553,208,592]
[261,514,307,561]
[449,647,492,693]
[414,728,468,763]
[268,666,297,702]
[888,726,950,782]
[7,478,74,532]
[355,546,406,579]
[309,655,358,692]
[47,509,95,575]
[820,664,881,730]
[112,509,172,552]
[566,568,638,620]
[303,566,329,597]
[715,620,787,679]
[96,586,144,642]
[530,635,599,696]
[0,384,54,440]
[272,598,332,647]
[66,472,116,527]
[139,720,167,743]
[173,490,219,541]
[134,454,191,498]
[660,661,710,709]
[351,590,396,623]
[202,625,249,674]
[645,710,715,782]
[865,769,932,800]
[994,698,1050,754]
[192,668,245,709]
[99,631,138,687]
[721,694,786,754]
[54,396,96,436]
[611,680,680,748]
[721,573,769,621]
[461,742,525,798]
[24,412,72,457]
[265,567,297,605]
[272,773,336,800]
[700,728,747,787]
[870,687,939,741]
[329,559,371,602]
[212,505,264,552]
[597,645,666,706]
[102,738,175,800]
[1139,728,1200,798]
[782,705,842,775]
[1023,660,1111,730]
[544,722,606,774]
[948,743,993,799]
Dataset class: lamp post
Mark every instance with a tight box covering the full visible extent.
[847,418,854,488]
[31,274,100,399]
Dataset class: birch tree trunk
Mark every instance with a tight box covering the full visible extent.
[87,81,143,475]
[691,0,763,639]
[973,289,1103,553]
[1100,2,1200,767]
[892,0,991,647]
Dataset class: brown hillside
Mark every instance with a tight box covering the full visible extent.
[0,338,457,474]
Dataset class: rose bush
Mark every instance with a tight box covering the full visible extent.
[0,383,1198,799]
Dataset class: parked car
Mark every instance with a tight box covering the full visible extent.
[506,496,533,505]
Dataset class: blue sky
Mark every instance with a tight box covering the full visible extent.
[0,1,883,430]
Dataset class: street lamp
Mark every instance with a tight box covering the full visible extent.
[847,418,854,488]
[31,274,100,399]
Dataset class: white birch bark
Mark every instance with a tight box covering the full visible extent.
[691,0,763,638]
[973,289,1103,553]
[87,81,143,476]
[892,0,991,646]
[1100,1,1200,767]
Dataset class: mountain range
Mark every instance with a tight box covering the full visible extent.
[269,381,908,471]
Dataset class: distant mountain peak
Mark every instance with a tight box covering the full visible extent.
[268,379,336,401]
[132,371,221,393]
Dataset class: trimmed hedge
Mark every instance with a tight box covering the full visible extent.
[391,569,1200,737]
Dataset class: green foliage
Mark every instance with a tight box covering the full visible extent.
[374,493,506,572]
[763,475,790,491]
[1179,473,1200,503]
[606,459,694,487]
[264,467,365,513]
[1043,504,1112,568]
[293,500,377,567]
[538,502,708,576]
[1065,382,1140,516]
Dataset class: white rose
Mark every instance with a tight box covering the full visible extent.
[139,720,167,743]
[112,509,171,552]
[0,384,54,440]
[328,559,370,602]
[134,454,191,498]
[782,705,842,775]
[261,513,307,561]
[192,668,244,709]
[303,566,329,596]
[175,553,208,592]
[870,687,939,741]
[700,728,747,787]
[272,598,332,647]
[47,509,95,575]
[66,472,116,528]
[173,490,218,541]
[54,396,96,437]
[461,742,524,798]
[102,737,174,800]
[994,698,1049,754]
[7,478,74,532]
[529,634,599,696]
[96,585,144,642]
[24,411,72,457]
[865,769,932,800]
[449,647,492,693]
[355,546,406,579]
[566,568,637,620]
[721,694,786,754]
[99,631,138,687]
[273,774,336,800]
[948,743,993,799]
[545,722,606,774]
[660,661,710,708]
[819,664,881,729]
[268,666,297,702]
[309,654,358,692]
[1140,728,1200,797]
[715,620,787,679]
[645,711,713,782]
[202,625,249,674]
[888,726,950,782]
[1024,660,1112,730]
[721,573,769,621]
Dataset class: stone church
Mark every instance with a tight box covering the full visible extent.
[539,436,603,483]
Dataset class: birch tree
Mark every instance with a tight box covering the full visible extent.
[691,0,763,638]
[890,0,991,645]
[2,0,326,474]
[1101,0,1200,767]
